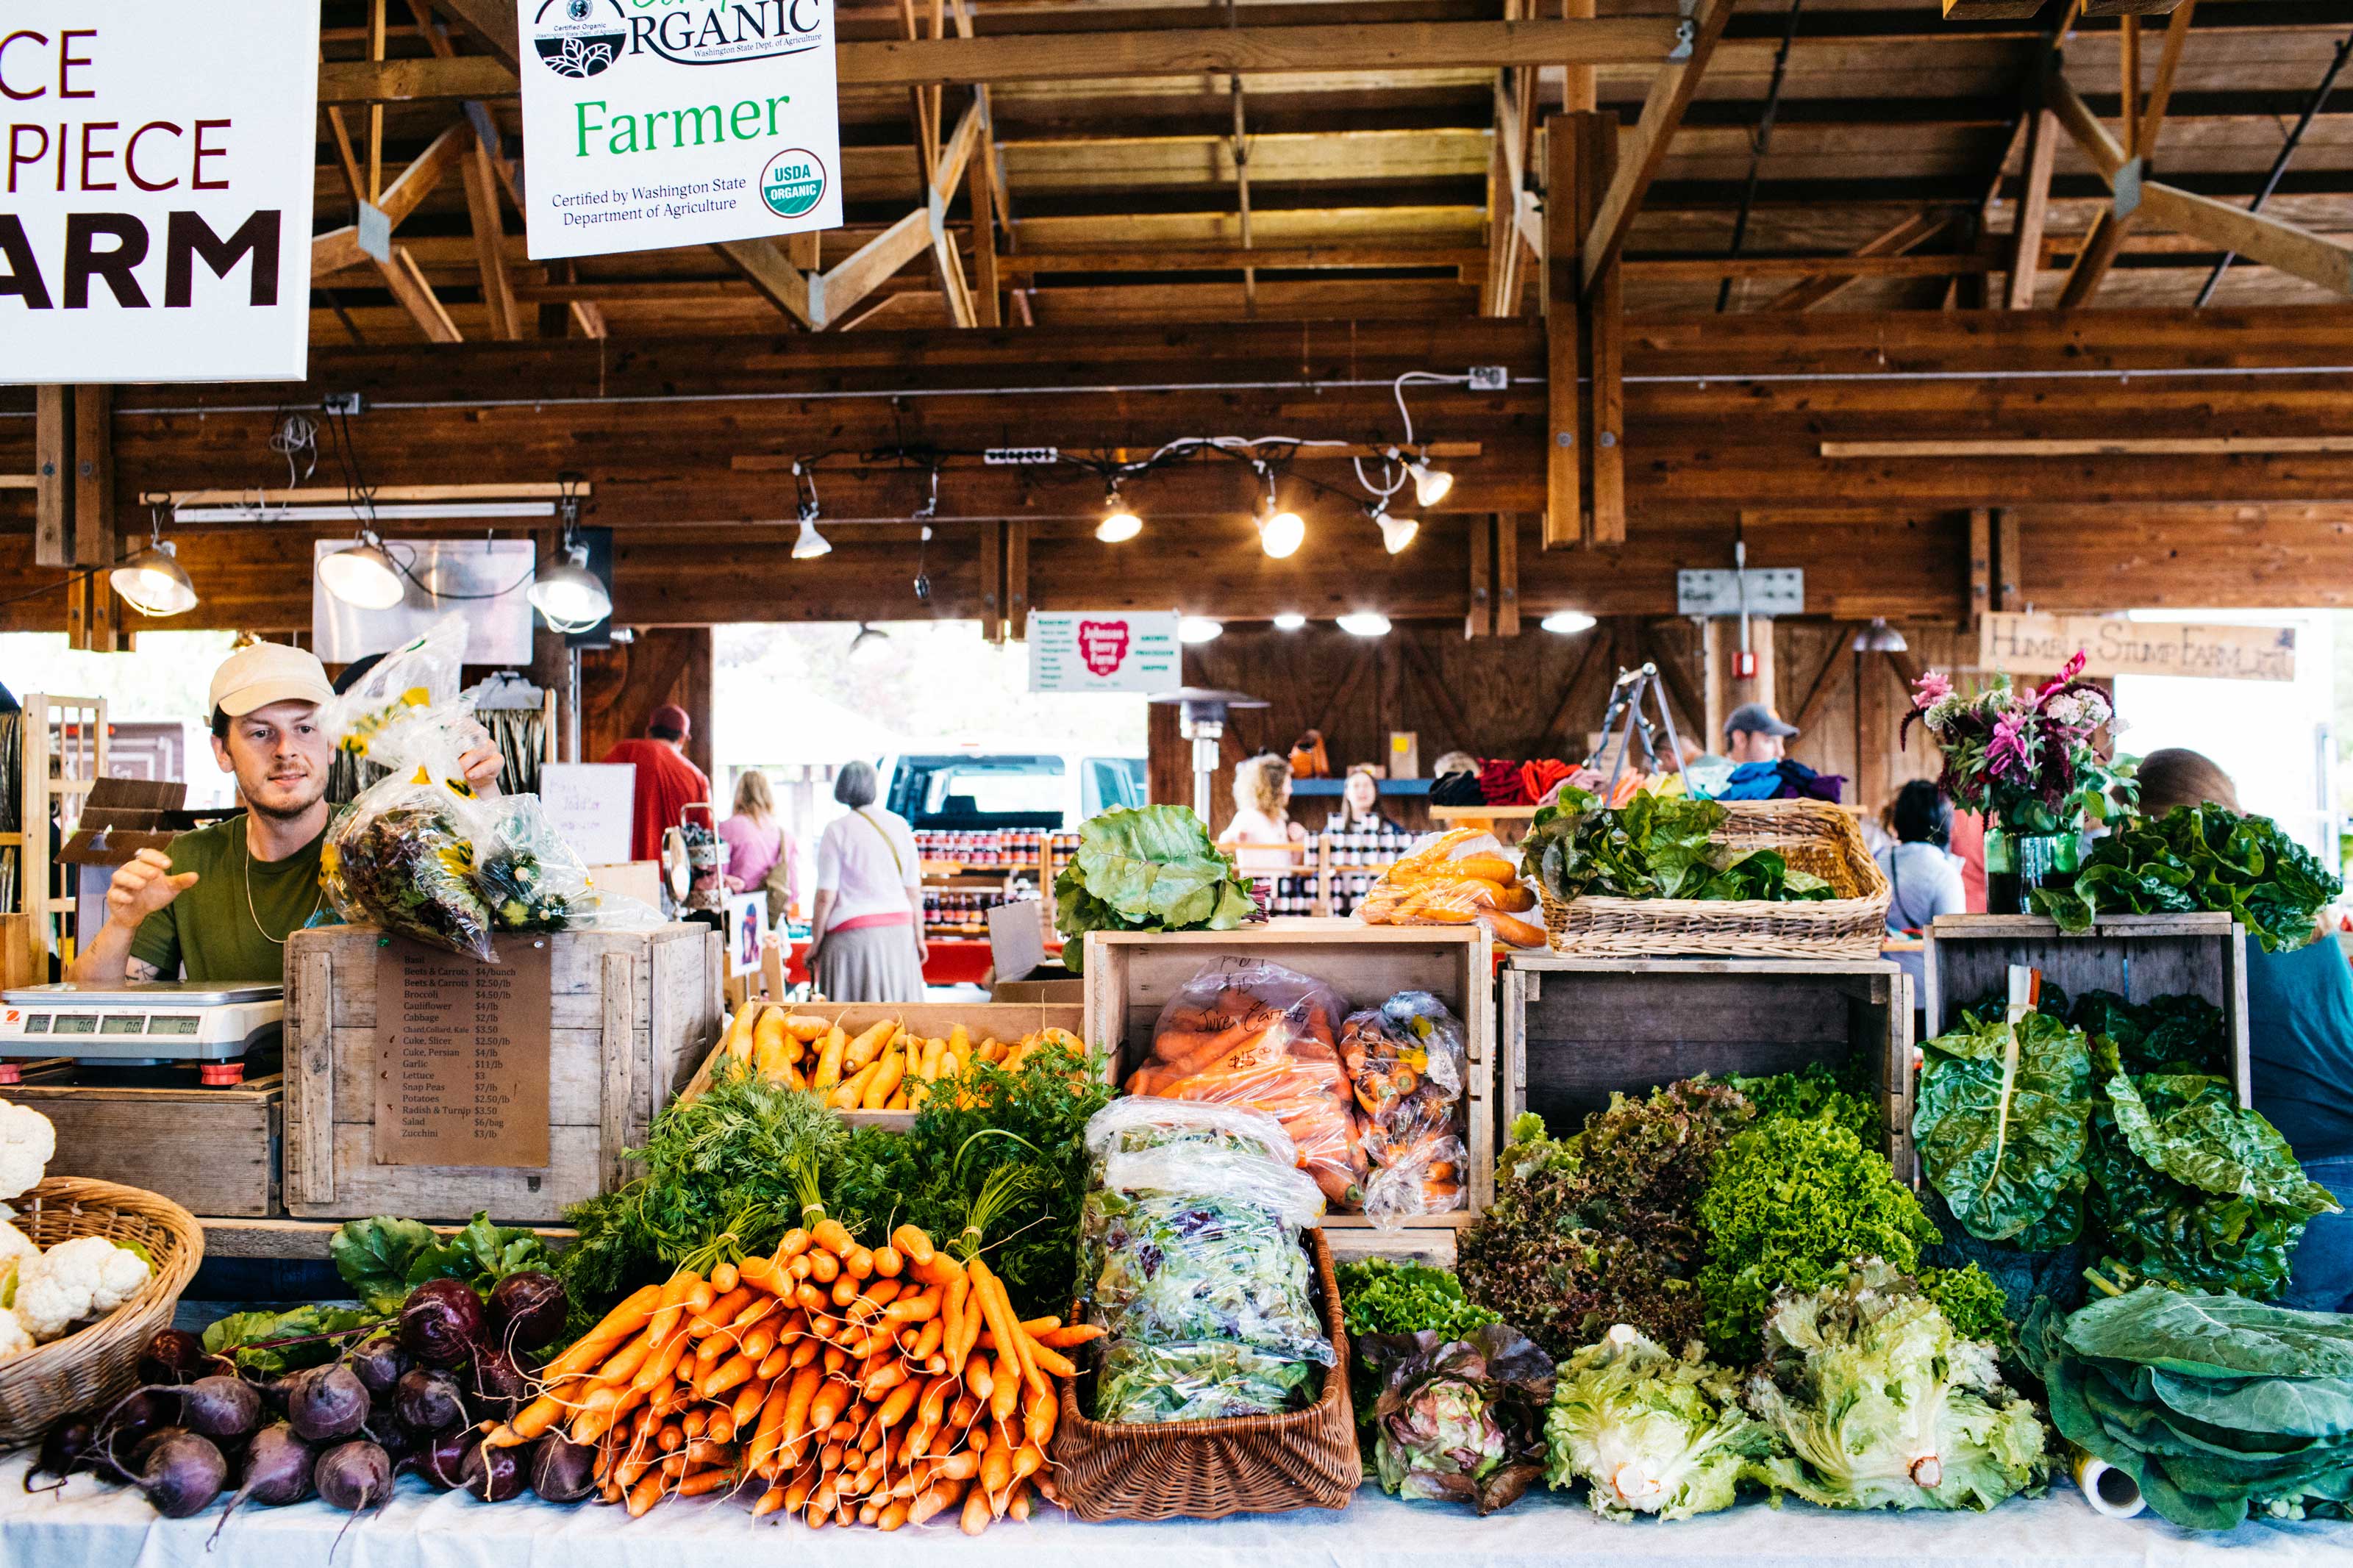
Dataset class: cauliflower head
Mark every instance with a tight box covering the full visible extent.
[0,1099,55,1210]
[0,1308,31,1359]
[7,1236,151,1342]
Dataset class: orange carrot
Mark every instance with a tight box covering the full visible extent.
[688,1286,754,1336]
[1039,1322,1107,1349]
[1024,1336,1079,1381]
[644,1270,705,1347]
[626,1472,666,1517]
[890,1224,935,1267]
[710,1259,740,1294]
[811,1216,855,1257]
[990,1345,1021,1425]
[960,1483,993,1535]
[543,1283,663,1378]
[1024,1384,1057,1450]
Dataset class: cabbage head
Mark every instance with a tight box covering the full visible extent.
[1543,1325,1777,1521]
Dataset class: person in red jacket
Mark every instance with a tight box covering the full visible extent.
[602,704,713,864]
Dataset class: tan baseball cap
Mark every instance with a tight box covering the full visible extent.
[209,642,335,719]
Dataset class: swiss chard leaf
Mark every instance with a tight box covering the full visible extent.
[2104,1070,2338,1211]
[329,1216,440,1314]
[1913,1009,2093,1244]
[201,1305,379,1375]
[2032,803,2340,952]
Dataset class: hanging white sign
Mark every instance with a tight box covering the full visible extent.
[0,1,319,383]
[518,0,843,260]
[1028,612,1182,694]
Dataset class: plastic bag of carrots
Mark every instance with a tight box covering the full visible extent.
[1341,989,1471,1225]
[1123,961,1369,1208]
[485,1210,1094,1533]
[1355,826,1545,948]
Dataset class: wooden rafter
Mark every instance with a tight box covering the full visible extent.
[426,0,518,70]
[2047,69,2353,298]
[314,107,467,342]
[2005,103,2058,308]
[1479,0,1542,317]
[2058,1,2199,308]
[318,18,1681,103]
[1766,211,1952,311]
[1582,0,1738,290]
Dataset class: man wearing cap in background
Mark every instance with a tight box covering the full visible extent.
[70,642,504,987]
[603,704,711,865]
[1724,701,1800,764]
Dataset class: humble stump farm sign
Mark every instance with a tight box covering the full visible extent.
[0,1,320,382]
[521,0,843,259]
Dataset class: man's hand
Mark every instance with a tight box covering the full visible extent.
[458,741,504,798]
[107,848,198,931]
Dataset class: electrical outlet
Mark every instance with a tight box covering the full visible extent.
[1467,365,1509,392]
[984,446,1060,465]
[322,392,366,416]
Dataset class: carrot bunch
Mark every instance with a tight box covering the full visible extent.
[485,1200,1098,1533]
[719,1006,1085,1113]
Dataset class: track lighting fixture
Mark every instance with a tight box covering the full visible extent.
[1371,504,1418,556]
[317,529,406,609]
[111,506,199,617]
[1097,486,1142,543]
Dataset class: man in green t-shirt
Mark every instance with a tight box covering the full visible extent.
[69,642,503,987]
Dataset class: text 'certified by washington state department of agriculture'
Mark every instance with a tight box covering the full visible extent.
[518,0,844,259]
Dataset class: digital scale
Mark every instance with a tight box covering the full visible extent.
[0,983,285,1082]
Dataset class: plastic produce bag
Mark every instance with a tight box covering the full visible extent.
[1358,827,1546,949]
[1094,1340,1321,1425]
[1082,1097,1293,1167]
[1124,959,1371,1208]
[319,615,467,762]
[1346,989,1471,1225]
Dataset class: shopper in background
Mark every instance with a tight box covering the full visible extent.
[720,767,799,928]
[1724,702,1799,764]
[601,703,712,864]
[2135,745,2352,1311]
[1874,779,1966,999]
[1327,764,1402,837]
[807,760,926,1003]
[1221,752,1308,876]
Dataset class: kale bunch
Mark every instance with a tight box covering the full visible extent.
[1460,1081,1754,1360]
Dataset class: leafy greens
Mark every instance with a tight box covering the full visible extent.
[1545,1325,1774,1522]
[1363,1326,1557,1514]
[2029,803,2341,952]
[1051,805,1256,971]
[1521,787,1835,904]
[1910,1008,2093,1247]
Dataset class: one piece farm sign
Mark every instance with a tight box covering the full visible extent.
[0,1,319,382]
[520,0,843,259]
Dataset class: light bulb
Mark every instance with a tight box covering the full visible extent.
[1373,508,1418,555]
[791,515,832,560]
[1258,507,1305,559]
[110,541,198,617]
[1179,616,1224,644]
[1336,611,1391,637]
[528,541,610,633]
[1097,493,1142,543]
[1540,609,1598,634]
[317,534,405,609]
[1410,461,1454,508]
[1272,612,1307,631]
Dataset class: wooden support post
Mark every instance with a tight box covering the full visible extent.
[35,386,71,569]
[979,520,1004,644]
[1582,113,1624,548]
[1495,515,1521,635]
[1543,116,1583,550]
[71,385,113,570]
[1992,507,2024,611]
[1465,515,1492,638]
[1967,506,1992,634]
[1562,0,1596,112]
[1005,520,1030,639]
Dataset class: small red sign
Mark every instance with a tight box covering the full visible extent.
[1077,619,1132,677]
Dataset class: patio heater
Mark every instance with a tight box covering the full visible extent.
[1148,687,1269,820]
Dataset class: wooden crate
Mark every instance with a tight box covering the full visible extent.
[1081,920,1495,1263]
[676,999,1087,1131]
[1502,956,1915,1178]
[7,1067,282,1219]
[1923,912,2251,1106]
[282,923,722,1223]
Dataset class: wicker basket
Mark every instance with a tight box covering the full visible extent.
[1049,1227,1360,1520]
[0,1178,205,1447]
[1540,798,1892,961]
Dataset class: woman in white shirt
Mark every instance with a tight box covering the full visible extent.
[807,761,926,1003]
[1220,753,1308,877]
[1876,780,1966,998]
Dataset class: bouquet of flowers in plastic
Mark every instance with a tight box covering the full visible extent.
[1901,651,2133,837]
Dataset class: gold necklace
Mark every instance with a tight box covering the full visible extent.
[244,826,324,947]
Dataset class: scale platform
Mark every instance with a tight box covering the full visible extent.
[1,981,285,1075]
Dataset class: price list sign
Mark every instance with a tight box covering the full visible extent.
[373,937,553,1168]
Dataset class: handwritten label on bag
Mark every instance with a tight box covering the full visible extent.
[373,937,552,1168]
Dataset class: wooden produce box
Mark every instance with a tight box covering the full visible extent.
[1502,955,1915,1178]
[1923,912,2251,1106]
[7,1067,282,1219]
[1081,920,1495,1265]
[282,924,722,1223]
[676,999,1087,1131]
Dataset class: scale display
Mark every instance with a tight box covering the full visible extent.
[1,982,284,1065]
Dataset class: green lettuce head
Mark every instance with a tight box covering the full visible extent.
[1544,1324,1777,1521]
[1051,804,1256,970]
[1746,1259,2049,1512]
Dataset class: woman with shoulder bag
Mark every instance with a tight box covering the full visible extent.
[804,761,926,1003]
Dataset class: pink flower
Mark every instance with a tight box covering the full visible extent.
[1987,711,2032,777]
[1911,670,1952,711]
[2038,650,2088,701]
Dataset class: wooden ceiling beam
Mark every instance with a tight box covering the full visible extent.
[2059,1,2199,308]
[1581,0,1738,290]
[424,0,518,71]
[1765,211,1955,310]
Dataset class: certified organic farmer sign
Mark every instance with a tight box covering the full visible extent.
[0,1,319,382]
[520,0,843,259]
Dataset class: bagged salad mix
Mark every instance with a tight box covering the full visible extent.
[1079,1099,1335,1423]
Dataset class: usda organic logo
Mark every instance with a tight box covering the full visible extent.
[760,148,826,218]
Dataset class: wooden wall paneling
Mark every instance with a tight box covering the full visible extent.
[580,629,715,782]
[1993,507,2024,611]
[1146,698,1188,810]
[34,387,70,570]
[1465,513,1492,638]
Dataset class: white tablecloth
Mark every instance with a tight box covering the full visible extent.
[4,1457,2349,1568]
